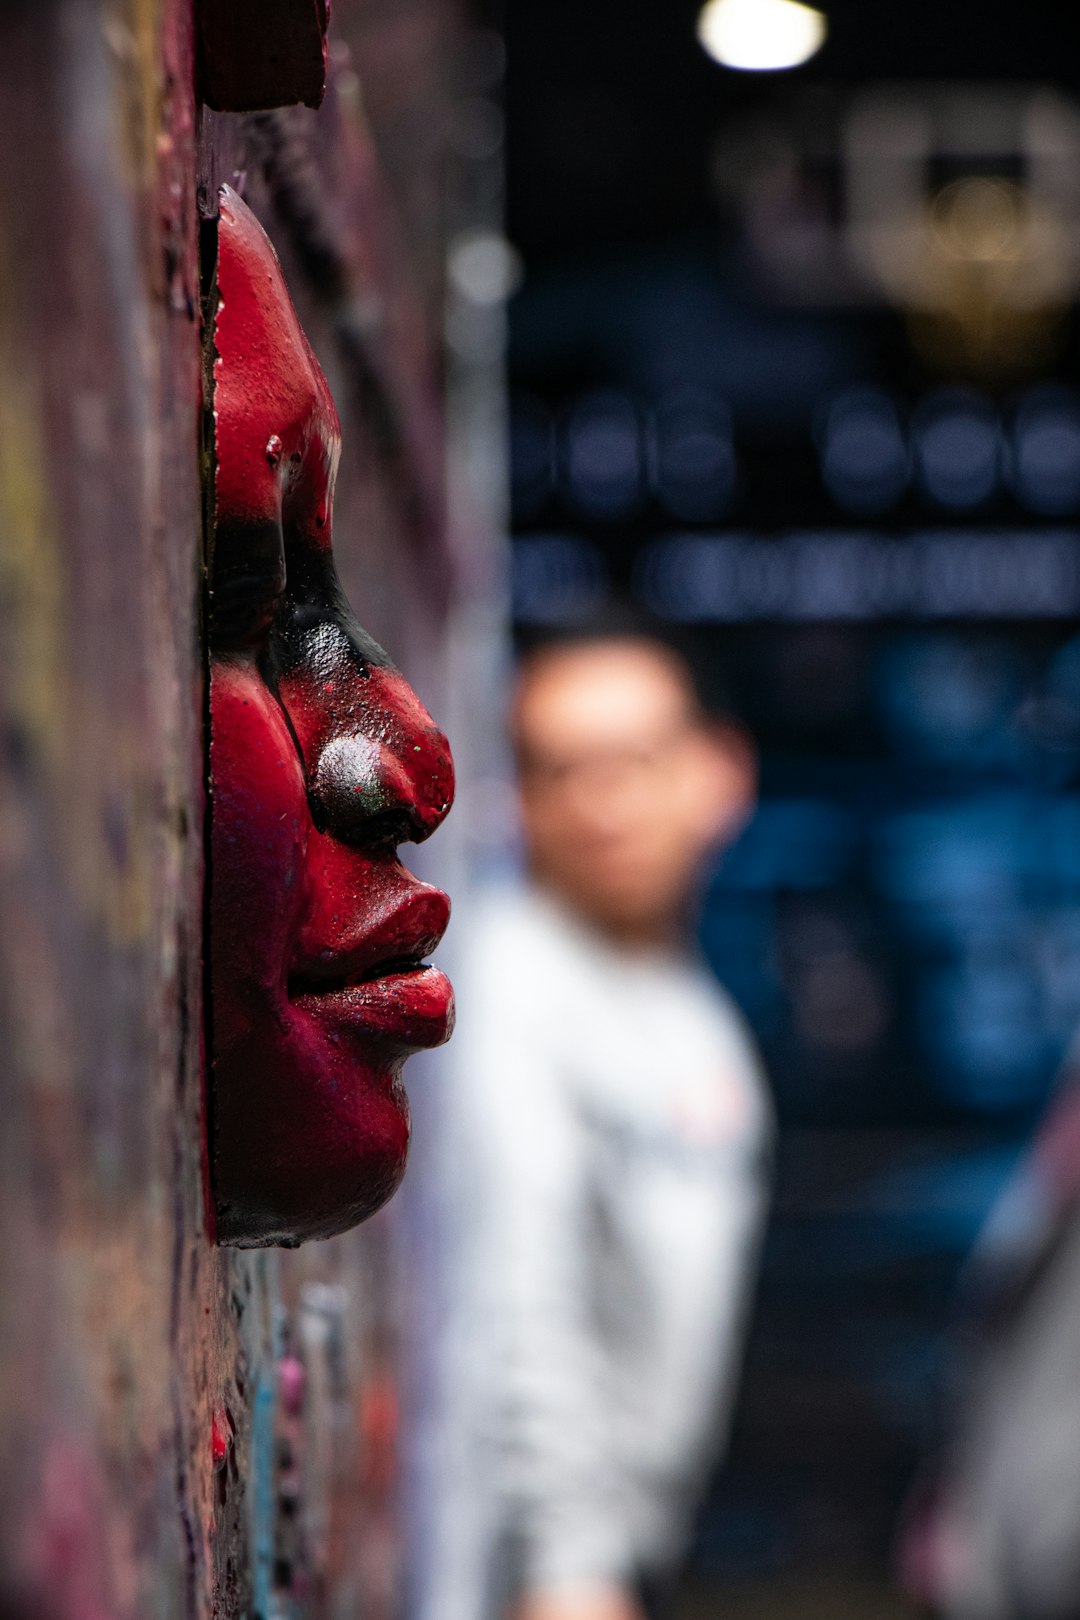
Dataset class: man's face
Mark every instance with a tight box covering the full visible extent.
[514,642,752,944]
[208,190,454,1248]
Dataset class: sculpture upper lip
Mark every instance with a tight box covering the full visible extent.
[289,886,450,995]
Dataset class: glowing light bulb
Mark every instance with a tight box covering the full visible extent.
[697,0,827,71]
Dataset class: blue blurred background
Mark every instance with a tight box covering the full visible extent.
[497,0,1080,1601]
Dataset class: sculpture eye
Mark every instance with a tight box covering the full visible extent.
[209,519,287,648]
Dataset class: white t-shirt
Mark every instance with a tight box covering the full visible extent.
[427,884,772,1620]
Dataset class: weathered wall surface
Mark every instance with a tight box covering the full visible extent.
[0,1,477,1616]
[0,2,259,1614]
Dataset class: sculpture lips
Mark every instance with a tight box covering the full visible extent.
[290,887,454,1050]
[292,966,455,1051]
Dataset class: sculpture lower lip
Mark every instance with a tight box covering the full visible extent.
[292,964,455,1050]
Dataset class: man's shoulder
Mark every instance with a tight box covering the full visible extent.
[690,969,766,1067]
[447,885,589,1097]
[462,882,572,959]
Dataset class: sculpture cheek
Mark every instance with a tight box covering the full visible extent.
[209,665,308,1043]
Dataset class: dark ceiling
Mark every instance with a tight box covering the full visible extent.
[505,0,1080,263]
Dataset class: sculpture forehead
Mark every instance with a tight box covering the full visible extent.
[213,186,341,529]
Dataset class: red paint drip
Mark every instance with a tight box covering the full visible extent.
[211,1408,231,1471]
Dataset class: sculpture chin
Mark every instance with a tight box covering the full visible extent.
[212,1058,412,1249]
[210,973,454,1247]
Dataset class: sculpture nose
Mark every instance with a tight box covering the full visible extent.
[303,664,455,850]
[310,728,452,847]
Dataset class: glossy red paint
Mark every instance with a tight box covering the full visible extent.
[209,188,454,1248]
[197,0,330,112]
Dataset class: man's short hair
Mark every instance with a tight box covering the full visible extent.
[513,602,738,726]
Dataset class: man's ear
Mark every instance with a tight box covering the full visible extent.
[700,720,757,845]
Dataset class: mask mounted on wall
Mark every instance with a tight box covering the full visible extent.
[206,187,454,1248]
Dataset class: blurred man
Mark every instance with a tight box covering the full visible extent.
[429,633,772,1620]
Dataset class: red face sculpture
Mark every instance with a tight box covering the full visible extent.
[208,188,454,1247]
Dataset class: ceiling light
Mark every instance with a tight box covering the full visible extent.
[697,0,827,72]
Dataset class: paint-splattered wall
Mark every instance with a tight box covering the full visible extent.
[0,2,491,1615]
